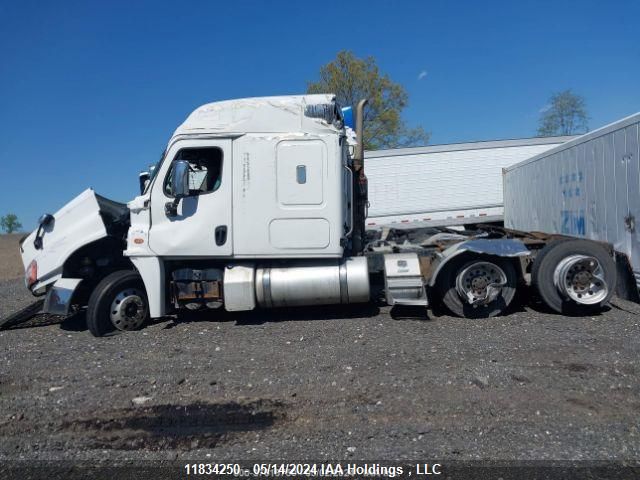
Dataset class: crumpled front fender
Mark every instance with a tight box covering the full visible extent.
[428,239,531,287]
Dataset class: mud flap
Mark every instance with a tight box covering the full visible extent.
[614,252,640,303]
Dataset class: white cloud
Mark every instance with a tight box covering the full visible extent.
[417,70,428,80]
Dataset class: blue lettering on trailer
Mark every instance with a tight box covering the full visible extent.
[559,171,583,185]
[561,210,586,235]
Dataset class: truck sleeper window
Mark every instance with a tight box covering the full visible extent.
[165,147,223,196]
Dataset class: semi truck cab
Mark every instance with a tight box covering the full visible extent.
[123,95,371,321]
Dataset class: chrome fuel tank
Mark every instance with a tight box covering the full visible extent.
[255,257,369,308]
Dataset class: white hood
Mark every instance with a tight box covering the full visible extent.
[20,189,122,292]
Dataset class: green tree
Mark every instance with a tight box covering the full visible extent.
[307,51,429,150]
[0,214,22,234]
[538,90,589,136]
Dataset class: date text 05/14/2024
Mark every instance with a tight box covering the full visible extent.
[183,462,443,477]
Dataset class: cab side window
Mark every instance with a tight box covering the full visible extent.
[165,147,223,197]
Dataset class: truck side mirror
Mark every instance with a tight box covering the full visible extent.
[171,160,190,198]
[139,171,150,195]
[34,213,54,250]
[166,160,190,217]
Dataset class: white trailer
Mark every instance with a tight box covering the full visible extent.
[365,136,573,230]
[504,112,640,299]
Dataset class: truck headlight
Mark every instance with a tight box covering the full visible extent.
[25,260,38,289]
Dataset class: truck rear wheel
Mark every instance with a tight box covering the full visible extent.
[531,239,616,314]
[87,270,149,337]
[436,254,517,318]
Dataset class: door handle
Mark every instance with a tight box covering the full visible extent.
[215,226,227,246]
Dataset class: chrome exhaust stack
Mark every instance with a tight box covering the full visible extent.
[351,99,368,254]
[353,98,368,172]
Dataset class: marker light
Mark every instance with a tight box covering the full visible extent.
[26,260,37,289]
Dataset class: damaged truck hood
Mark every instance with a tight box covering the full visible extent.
[20,189,128,291]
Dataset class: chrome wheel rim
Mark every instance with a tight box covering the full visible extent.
[110,288,147,331]
[553,255,608,305]
[455,261,507,306]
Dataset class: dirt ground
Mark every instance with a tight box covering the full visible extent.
[1,236,639,473]
[0,234,25,281]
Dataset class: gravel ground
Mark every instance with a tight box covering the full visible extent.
[0,234,25,281]
[1,278,639,463]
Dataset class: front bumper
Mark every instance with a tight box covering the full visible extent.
[42,278,83,315]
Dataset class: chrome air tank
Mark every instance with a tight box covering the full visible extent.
[255,257,370,308]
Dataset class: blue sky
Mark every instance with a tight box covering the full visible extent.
[1,0,639,230]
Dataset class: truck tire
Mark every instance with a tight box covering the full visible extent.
[436,253,517,318]
[531,239,616,314]
[86,270,149,337]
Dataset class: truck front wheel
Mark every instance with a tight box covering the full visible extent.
[436,254,517,318]
[86,270,149,337]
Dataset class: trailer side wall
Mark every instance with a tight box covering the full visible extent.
[365,137,571,229]
[504,113,640,286]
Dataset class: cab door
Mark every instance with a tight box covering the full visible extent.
[148,139,232,257]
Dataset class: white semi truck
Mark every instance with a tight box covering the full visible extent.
[13,95,621,336]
